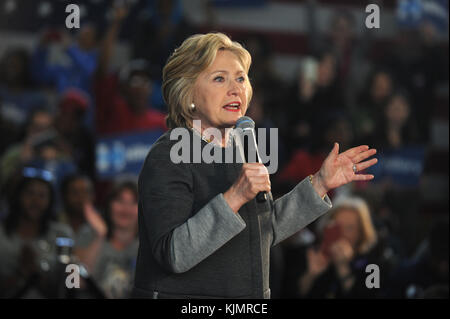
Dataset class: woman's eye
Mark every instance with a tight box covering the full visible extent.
[214,76,224,82]
[237,76,245,83]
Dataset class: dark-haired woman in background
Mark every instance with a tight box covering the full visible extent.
[0,168,72,298]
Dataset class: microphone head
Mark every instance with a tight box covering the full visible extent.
[235,116,255,130]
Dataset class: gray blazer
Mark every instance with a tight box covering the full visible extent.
[133,129,332,299]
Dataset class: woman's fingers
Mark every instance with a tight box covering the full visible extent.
[244,181,271,197]
[242,163,269,178]
[352,148,377,163]
[353,173,375,181]
[252,182,271,193]
[354,158,378,172]
[238,163,271,198]
[244,168,269,177]
[327,142,339,159]
[246,175,270,185]
[228,164,271,210]
[341,145,369,158]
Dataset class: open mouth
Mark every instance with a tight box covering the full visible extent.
[223,102,241,112]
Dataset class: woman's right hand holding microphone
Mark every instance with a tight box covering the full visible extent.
[224,163,271,213]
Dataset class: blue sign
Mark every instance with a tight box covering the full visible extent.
[96,129,164,179]
[397,0,423,28]
[397,0,449,33]
[368,145,426,187]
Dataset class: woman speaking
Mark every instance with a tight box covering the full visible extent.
[132,33,377,299]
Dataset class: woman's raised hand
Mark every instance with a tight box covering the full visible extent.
[312,143,378,197]
[84,202,107,238]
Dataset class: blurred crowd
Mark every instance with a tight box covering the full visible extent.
[0,0,448,298]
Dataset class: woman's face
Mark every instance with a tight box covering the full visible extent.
[111,189,138,231]
[385,95,410,126]
[193,50,249,130]
[21,180,51,221]
[27,111,53,137]
[317,54,336,87]
[334,209,361,249]
[371,72,392,102]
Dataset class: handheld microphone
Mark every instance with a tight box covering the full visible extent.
[235,116,268,203]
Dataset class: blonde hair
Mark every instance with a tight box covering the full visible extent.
[162,32,253,129]
[318,197,377,255]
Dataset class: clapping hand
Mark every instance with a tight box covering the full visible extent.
[83,202,107,238]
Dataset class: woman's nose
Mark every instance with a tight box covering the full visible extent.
[228,81,242,96]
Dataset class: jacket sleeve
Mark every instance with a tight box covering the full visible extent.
[271,177,332,246]
[139,154,246,274]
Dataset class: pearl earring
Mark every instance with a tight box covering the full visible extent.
[190,103,195,110]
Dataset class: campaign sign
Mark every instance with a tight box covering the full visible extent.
[96,130,164,179]
[368,145,426,187]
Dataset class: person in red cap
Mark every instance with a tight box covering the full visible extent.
[55,88,95,178]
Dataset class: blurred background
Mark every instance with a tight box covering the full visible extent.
[0,0,448,299]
